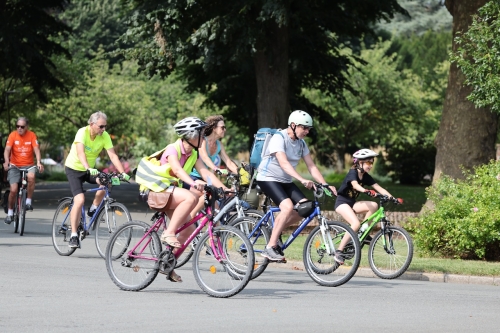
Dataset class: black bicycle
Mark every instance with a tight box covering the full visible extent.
[7,164,38,236]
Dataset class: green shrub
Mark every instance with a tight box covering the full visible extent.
[36,171,68,182]
[324,172,347,185]
[407,161,500,260]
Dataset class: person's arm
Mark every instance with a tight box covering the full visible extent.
[76,143,92,170]
[106,148,126,174]
[196,159,229,191]
[33,146,44,173]
[372,183,392,198]
[168,154,199,187]
[3,145,11,170]
[197,139,218,172]
[303,154,337,195]
[219,144,238,174]
[274,152,313,189]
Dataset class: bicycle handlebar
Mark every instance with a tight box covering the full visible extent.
[8,164,39,172]
[365,192,403,205]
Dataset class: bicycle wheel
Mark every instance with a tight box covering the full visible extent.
[51,198,76,256]
[192,225,254,298]
[19,189,27,236]
[225,208,264,225]
[303,220,361,287]
[229,216,270,280]
[174,234,199,268]
[106,220,162,291]
[94,202,132,259]
[13,193,19,233]
[368,226,413,279]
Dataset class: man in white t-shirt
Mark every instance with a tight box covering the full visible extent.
[256,110,337,261]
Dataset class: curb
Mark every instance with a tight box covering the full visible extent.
[267,261,500,286]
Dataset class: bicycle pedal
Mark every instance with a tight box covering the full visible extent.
[276,259,287,264]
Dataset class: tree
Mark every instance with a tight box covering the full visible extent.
[432,0,498,184]
[119,0,407,142]
[303,40,442,179]
[0,0,71,118]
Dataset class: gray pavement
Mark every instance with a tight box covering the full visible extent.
[1,207,500,331]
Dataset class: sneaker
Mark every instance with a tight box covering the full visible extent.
[261,246,285,262]
[25,204,33,211]
[4,215,13,225]
[334,251,345,265]
[275,244,285,256]
[68,236,80,248]
[87,207,96,218]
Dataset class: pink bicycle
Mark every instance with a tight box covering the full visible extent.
[105,184,255,298]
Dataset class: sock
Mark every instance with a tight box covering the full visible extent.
[89,204,97,212]
[8,209,13,216]
[71,232,78,237]
[26,198,32,205]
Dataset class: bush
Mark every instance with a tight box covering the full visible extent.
[36,171,68,182]
[407,161,500,260]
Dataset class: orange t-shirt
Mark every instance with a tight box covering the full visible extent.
[6,130,39,166]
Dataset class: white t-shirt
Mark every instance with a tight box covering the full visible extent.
[256,129,310,183]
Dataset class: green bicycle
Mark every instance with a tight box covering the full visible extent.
[353,193,413,279]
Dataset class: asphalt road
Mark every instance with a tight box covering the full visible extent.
[1,182,499,332]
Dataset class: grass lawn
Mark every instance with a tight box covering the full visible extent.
[280,234,500,277]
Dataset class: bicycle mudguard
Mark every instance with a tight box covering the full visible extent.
[58,197,73,203]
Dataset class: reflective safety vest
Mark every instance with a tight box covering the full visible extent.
[136,139,198,192]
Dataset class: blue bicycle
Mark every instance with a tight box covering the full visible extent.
[229,183,361,287]
[51,172,132,258]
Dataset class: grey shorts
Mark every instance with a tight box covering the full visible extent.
[7,165,36,185]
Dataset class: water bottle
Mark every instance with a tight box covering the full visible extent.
[358,223,368,238]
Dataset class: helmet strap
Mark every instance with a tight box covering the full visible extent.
[357,162,365,174]
[290,124,300,141]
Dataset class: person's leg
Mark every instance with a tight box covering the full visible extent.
[65,167,86,247]
[25,170,36,210]
[268,198,302,246]
[7,182,18,211]
[161,187,198,245]
[70,193,85,233]
[353,201,378,220]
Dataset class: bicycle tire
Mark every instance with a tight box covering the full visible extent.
[51,198,76,256]
[192,225,254,298]
[174,234,198,268]
[229,216,270,280]
[368,226,413,279]
[106,220,162,291]
[19,189,27,236]
[303,220,361,287]
[13,193,19,233]
[225,209,264,225]
[94,202,132,259]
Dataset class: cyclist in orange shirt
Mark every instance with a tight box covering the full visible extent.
[3,117,44,224]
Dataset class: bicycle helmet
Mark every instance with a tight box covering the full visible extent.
[352,149,378,163]
[288,110,313,127]
[173,117,207,139]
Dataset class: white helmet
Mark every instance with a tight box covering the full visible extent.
[173,117,207,138]
[288,110,313,127]
[353,149,378,163]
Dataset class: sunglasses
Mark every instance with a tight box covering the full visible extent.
[95,124,106,129]
[16,125,26,129]
[299,124,312,131]
[218,126,227,130]
[363,161,374,166]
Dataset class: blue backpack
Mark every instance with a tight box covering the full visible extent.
[249,128,283,169]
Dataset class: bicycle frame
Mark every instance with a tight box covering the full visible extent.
[57,185,113,233]
[128,189,239,262]
[247,194,336,254]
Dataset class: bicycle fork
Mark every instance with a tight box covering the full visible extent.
[319,217,336,256]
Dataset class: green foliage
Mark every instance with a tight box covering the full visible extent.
[303,40,443,177]
[119,0,408,142]
[377,0,452,36]
[407,161,500,260]
[451,1,500,113]
[36,171,68,182]
[0,0,71,108]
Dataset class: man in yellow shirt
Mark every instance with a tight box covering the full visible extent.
[64,111,130,248]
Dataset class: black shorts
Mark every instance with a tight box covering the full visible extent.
[334,194,356,210]
[65,166,98,196]
[256,180,305,206]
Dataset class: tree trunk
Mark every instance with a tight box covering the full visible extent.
[253,21,289,129]
[432,0,498,184]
